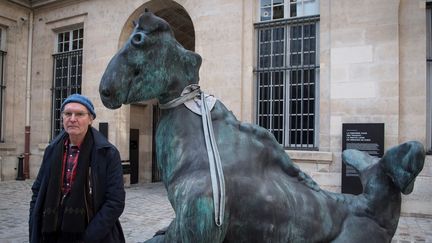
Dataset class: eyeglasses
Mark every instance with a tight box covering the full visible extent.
[62,111,90,119]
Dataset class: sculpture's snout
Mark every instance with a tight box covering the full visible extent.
[99,86,111,99]
[99,85,118,108]
[99,80,121,109]
[99,58,125,109]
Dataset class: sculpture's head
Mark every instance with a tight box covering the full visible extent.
[99,10,202,109]
[380,141,425,194]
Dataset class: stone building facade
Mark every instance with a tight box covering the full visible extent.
[0,0,431,216]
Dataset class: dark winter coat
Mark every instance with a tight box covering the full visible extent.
[29,127,126,243]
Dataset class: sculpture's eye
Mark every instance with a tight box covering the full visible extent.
[131,32,146,46]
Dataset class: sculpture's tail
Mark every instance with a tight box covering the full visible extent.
[341,141,425,238]
[342,141,425,195]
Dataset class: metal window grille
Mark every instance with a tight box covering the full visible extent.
[51,28,83,138]
[255,16,319,149]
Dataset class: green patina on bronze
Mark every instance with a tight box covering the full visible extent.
[99,11,426,243]
[100,11,200,108]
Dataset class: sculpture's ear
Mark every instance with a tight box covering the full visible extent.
[180,49,201,77]
[381,141,425,194]
[185,49,202,68]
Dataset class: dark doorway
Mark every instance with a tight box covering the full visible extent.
[155,7,195,51]
[129,129,139,184]
[99,122,108,138]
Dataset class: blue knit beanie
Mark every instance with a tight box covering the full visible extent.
[61,94,96,118]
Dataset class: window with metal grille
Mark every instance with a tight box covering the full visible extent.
[0,27,6,142]
[427,2,432,153]
[255,0,319,149]
[52,28,83,138]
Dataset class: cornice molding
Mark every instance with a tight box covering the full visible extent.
[6,0,69,9]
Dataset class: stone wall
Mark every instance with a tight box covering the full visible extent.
[0,2,31,180]
[0,0,430,215]
[401,155,432,216]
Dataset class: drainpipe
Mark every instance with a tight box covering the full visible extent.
[24,11,33,179]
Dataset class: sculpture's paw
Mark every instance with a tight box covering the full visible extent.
[143,234,165,243]
[153,226,168,237]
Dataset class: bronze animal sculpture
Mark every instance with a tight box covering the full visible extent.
[99,11,426,243]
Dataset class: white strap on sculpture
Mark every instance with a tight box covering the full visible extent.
[159,84,225,227]
[184,93,217,116]
[158,84,202,110]
[199,91,225,226]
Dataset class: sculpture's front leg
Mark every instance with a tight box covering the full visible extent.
[145,198,226,242]
[168,194,226,242]
[145,179,227,243]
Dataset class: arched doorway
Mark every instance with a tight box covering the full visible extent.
[118,1,195,51]
[120,1,195,184]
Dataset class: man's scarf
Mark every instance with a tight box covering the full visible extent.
[42,130,94,234]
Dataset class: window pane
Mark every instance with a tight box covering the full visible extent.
[273,5,284,19]
[290,1,297,17]
[273,55,283,67]
[263,29,271,42]
[63,42,68,52]
[303,0,319,16]
[72,40,78,50]
[261,7,271,21]
[73,29,79,40]
[274,71,284,85]
[291,70,299,84]
[260,42,270,55]
[308,128,314,145]
[291,39,301,52]
[261,0,271,8]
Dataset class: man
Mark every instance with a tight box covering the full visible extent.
[29,94,125,243]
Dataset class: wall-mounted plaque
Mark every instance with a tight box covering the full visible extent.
[342,123,384,195]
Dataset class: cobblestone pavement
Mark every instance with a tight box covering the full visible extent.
[0,180,430,243]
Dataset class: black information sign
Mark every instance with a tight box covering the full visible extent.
[342,123,384,195]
